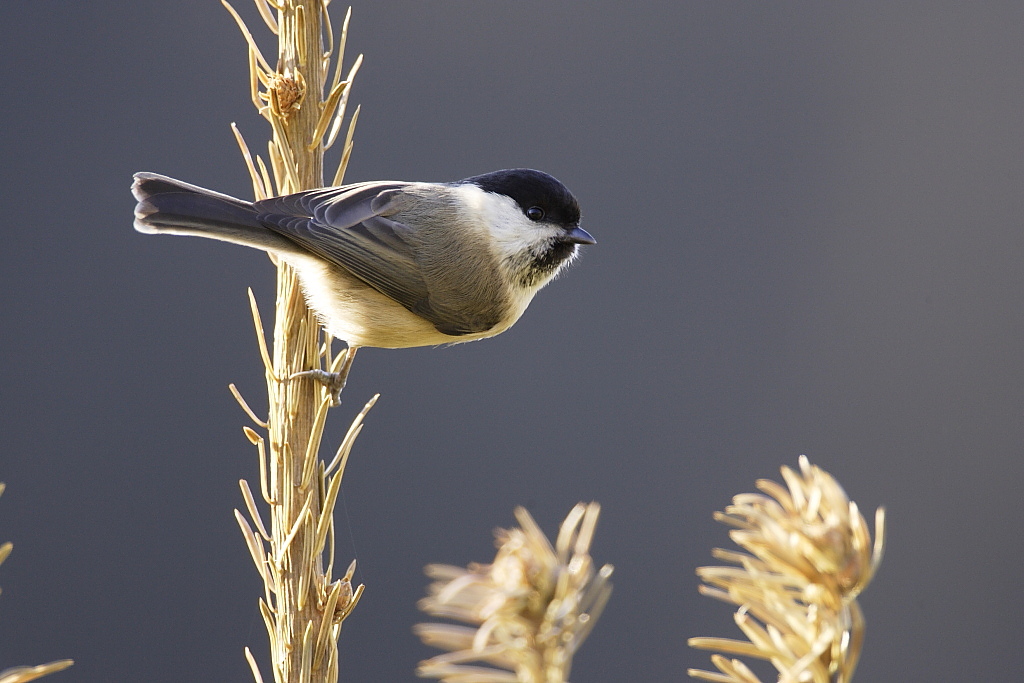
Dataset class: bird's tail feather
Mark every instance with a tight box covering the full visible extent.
[132,172,296,253]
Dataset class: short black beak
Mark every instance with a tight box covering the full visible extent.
[565,226,596,245]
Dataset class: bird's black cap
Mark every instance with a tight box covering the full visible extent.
[460,169,581,227]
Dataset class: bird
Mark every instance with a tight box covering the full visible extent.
[132,169,594,351]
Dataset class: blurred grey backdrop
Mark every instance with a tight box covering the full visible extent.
[1,1,1022,681]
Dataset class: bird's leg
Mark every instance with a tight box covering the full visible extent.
[290,346,359,407]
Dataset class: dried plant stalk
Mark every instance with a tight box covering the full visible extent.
[221,2,367,682]
[0,484,74,683]
[0,663,74,683]
[415,503,614,683]
[688,457,886,683]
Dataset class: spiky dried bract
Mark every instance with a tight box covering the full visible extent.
[0,662,74,683]
[416,503,614,683]
[688,456,885,683]
[221,2,366,683]
[0,485,73,682]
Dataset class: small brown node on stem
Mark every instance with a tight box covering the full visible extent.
[269,69,306,118]
[331,580,355,624]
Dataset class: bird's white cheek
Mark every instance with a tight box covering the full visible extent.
[454,184,550,259]
[491,213,546,255]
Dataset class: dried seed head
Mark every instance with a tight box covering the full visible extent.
[689,457,885,683]
[269,69,306,117]
[416,503,613,683]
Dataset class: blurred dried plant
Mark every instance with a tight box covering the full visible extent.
[0,663,73,683]
[0,483,73,683]
[688,456,885,683]
[218,1,369,682]
[415,503,614,683]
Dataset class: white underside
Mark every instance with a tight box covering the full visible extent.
[281,252,530,348]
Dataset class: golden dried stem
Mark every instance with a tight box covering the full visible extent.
[223,3,367,683]
[239,479,272,541]
[331,103,360,186]
[0,661,75,683]
[222,0,274,73]
[0,486,74,683]
[330,8,352,93]
[230,383,269,428]
[232,124,270,200]
[244,648,267,683]
[247,288,279,382]
[324,55,361,150]
[309,79,350,150]
[325,393,377,475]
[254,0,279,33]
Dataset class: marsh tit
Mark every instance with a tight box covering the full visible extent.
[132,169,594,349]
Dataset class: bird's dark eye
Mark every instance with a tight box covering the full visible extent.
[526,206,545,221]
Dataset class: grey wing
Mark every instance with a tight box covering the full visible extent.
[255,182,497,336]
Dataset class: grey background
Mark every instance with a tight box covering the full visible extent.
[1,1,1021,681]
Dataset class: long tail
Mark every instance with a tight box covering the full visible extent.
[132,173,297,253]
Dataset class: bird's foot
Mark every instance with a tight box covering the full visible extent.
[290,347,358,407]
